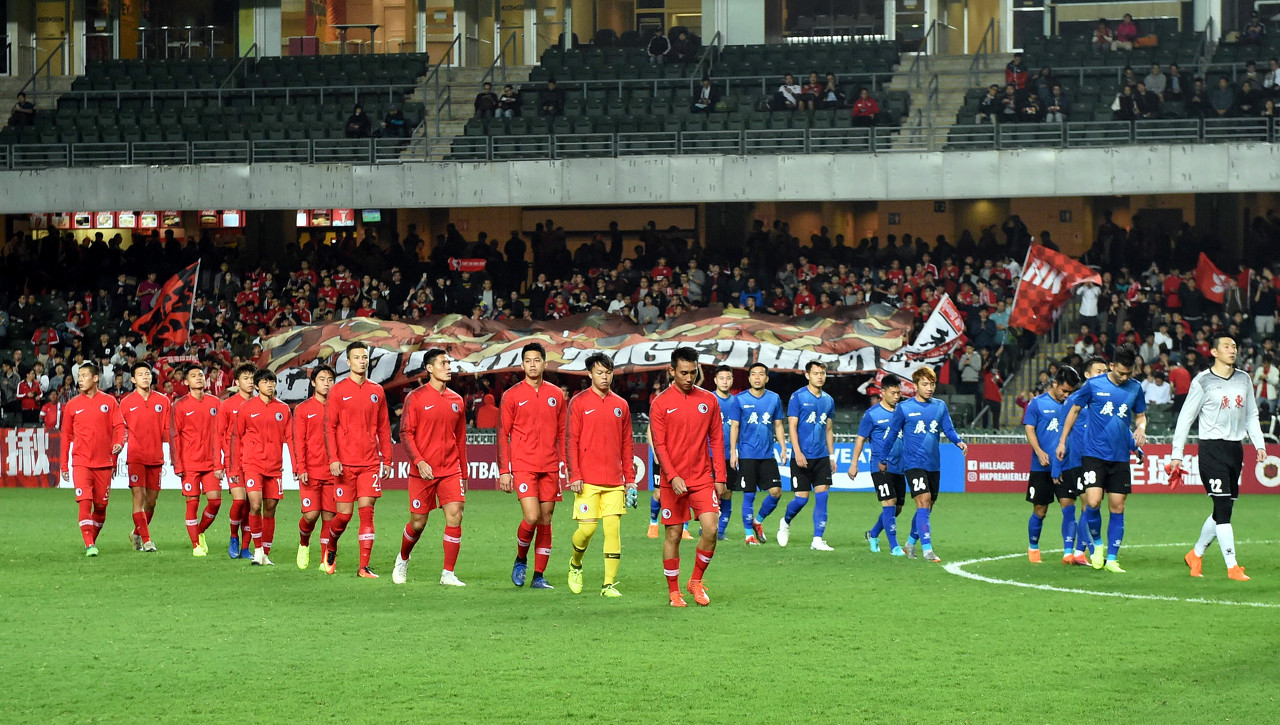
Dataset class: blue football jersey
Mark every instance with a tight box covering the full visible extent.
[886,397,963,472]
[715,391,739,460]
[857,403,897,471]
[733,389,783,460]
[1023,392,1068,473]
[1069,374,1147,462]
[787,386,835,459]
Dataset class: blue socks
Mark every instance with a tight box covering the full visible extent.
[1076,506,1100,553]
[783,496,808,524]
[1028,513,1044,549]
[882,506,899,548]
[914,508,933,549]
[812,491,829,539]
[741,492,756,536]
[1107,512,1124,560]
[755,493,780,524]
[1061,504,1076,555]
[869,512,885,538]
[908,515,919,545]
[649,497,661,524]
[717,496,732,535]
[1088,507,1103,547]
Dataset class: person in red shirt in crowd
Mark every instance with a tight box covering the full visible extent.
[291,364,338,570]
[545,292,571,319]
[1163,270,1183,311]
[323,341,393,578]
[1005,52,1028,89]
[17,369,42,425]
[393,349,470,587]
[188,324,214,354]
[982,364,1004,427]
[297,260,318,287]
[497,342,567,590]
[318,278,340,307]
[850,88,880,126]
[885,260,905,285]
[61,363,125,557]
[650,346,726,607]
[219,363,258,560]
[234,369,292,566]
[120,362,171,553]
[792,284,816,315]
[40,389,63,429]
[649,257,673,282]
[171,364,224,557]
[474,393,499,429]
[564,353,637,597]
[796,256,817,281]
[31,325,59,358]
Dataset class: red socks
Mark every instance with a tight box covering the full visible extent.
[248,513,263,550]
[319,520,332,549]
[534,523,552,575]
[516,520,535,560]
[91,504,107,539]
[663,557,681,593]
[228,499,247,542]
[692,548,714,581]
[329,511,352,555]
[357,505,375,569]
[184,498,201,546]
[262,516,276,554]
[443,525,462,572]
[400,522,420,560]
[299,516,316,546]
[78,500,95,547]
[198,499,221,534]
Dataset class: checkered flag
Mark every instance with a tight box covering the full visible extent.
[1009,246,1100,335]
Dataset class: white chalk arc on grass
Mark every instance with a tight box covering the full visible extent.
[942,541,1280,609]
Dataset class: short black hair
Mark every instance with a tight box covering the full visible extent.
[747,362,768,374]
[423,348,448,367]
[130,361,152,377]
[1210,333,1236,350]
[670,346,699,367]
[253,369,275,386]
[182,363,202,377]
[805,360,827,373]
[310,364,335,382]
[1113,343,1138,368]
[234,363,257,380]
[80,362,100,376]
[714,365,734,376]
[880,373,901,389]
[1084,355,1110,371]
[345,341,368,358]
[1056,365,1082,388]
[521,342,546,361]
[584,352,613,372]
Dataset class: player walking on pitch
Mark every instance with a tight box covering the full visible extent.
[778,361,837,551]
[730,362,787,545]
[120,362,170,553]
[235,370,292,566]
[712,366,740,541]
[565,353,637,597]
[171,364,224,557]
[393,349,470,587]
[1172,335,1265,581]
[650,346,727,607]
[61,363,125,556]
[1022,366,1081,564]
[324,341,393,578]
[1061,357,1110,565]
[219,363,257,560]
[498,342,567,590]
[852,374,906,555]
[291,365,338,570]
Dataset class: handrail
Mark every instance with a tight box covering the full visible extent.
[691,30,724,80]
[1195,16,1216,78]
[19,38,68,107]
[481,31,520,90]
[60,82,417,110]
[905,19,942,89]
[423,34,463,137]
[968,18,998,86]
[220,42,257,90]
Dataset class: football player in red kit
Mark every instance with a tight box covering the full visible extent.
[219,363,257,559]
[61,363,125,556]
[234,369,292,566]
[291,364,338,570]
[497,342,566,590]
[171,364,224,557]
[392,349,469,586]
[650,346,727,607]
[120,362,170,553]
[323,342,392,578]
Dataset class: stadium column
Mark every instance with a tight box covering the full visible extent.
[238,0,283,57]
[700,0,764,45]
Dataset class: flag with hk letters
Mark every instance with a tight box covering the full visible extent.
[1009,245,1102,334]
[1194,252,1230,303]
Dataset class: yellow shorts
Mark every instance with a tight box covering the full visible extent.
[573,484,627,520]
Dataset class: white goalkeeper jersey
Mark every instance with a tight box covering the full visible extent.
[1172,368,1266,460]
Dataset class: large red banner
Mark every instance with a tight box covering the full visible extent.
[0,427,58,487]
[1009,245,1102,334]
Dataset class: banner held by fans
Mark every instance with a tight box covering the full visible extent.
[131,261,200,347]
[1195,252,1230,304]
[1009,245,1102,334]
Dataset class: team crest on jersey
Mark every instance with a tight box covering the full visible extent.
[579,502,590,513]
[412,498,422,509]
[303,497,312,507]
[548,398,557,407]
[519,482,529,493]
[661,508,672,519]
[210,408,217,415]
[370,393,379,403]
[275,412,284,421]
[183,483,192,492]
[100,404,109,413]
[246,478,255,487]
[614,407,623,418]
[698,403,708,414]
[75,487,83,496]
[452,403,460,412]
[336,487,345,497]
[130,474,138,482]
[154,403,163,413]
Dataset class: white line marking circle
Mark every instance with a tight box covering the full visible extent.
[943,541,1280,609]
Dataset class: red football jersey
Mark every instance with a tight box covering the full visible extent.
[290,396,331,479]
[324,377,392,467]
[565,388,635,487]
[649,385,726,489]
[234,396,291,476]
[218,392,253,475]
[400,383,469,478]
[119,390,171,466]
[497,379,566,475]
[171,392,221,473]
[60,392,125,471]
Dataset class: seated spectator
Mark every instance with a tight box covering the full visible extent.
[1143,371,1173,405]
[1186,77,1210,116]
[1263,98,1277,119]
[1113,13,1138,51]
[975,84,1000,124]
[850,88,879,126]
[1144,63,1167,99]
[381,105,410,138]
[1264,59,1280,98]
[773,74,802,110]
[1244,60,1262,86]
[1033,66,1056,103]
[496,84,521,118]
[999,84,1019,122]
[344,104,371,138]
[798,72,823,111]
[1092,19,1115,54]
[1043,84,1070,123]
[1210,77,1235,116]
[7,92,35,127]
[1166,63,1185,100]
[538,80,566,118]
[1121,66,1139,88]
[1005,53,1028,90]
[647,29,670,65]
[1017,91,1042,122]
[474,82,499,118]
[670,31,697,63]
[1242,11,1267,45]
[818,73,845,109]
[691,77,720,113]
[1236,79,1262,115]
[1134,81,1160,118]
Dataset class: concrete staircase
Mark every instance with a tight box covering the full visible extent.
[409,64,534,157]
[892,53,1005,147]
[998,302,1082,427]
[0,75,76,110]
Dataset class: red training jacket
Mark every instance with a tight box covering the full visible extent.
[171,392,220,473]
[497,378,566,475]
[60,392,125,472]
[400,383,469,479]
[291,396,332,480]
[565,388,635,487]
[324,377,392,467]
[120,390,171,466]
[234,396,292,476]
[218,392,253,476]
[649,384,726,489]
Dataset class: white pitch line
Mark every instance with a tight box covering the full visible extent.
[943,541,1280,609]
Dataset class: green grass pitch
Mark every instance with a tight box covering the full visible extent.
[2,488,1277,723]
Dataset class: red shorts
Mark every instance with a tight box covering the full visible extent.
[410,474,465,514]
[181,471,222,496]
[659,485,720,526]
[127,463,162,491]
[514,471,562,503]
[228,468,246,490]
[336,464,383,504]
[71,467,112,506]
[243,471,284,500]
[300,477,337,513]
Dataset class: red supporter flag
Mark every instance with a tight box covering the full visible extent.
[132,261,200,347]
[1009,245,1101,334]
[1194,252,1230,303]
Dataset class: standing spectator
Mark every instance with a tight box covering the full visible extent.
[1242,11,1267,45]
[0,359,19,425]
[345,104,371,138]
[1168,361,1192,414]
[1005,53,1028,90]
[850,88,879,126]
[646,29,670,65]
[1142,372,1173,405]
[7,92,35,127]
[496,84,521,118]
[1113,14,1138,50]
[538,80,565,118]
[1255,354,1280,408]
[958,343,982,413]
[981,364,1003,428]
[1077,281,1101,332]
[474,82,499,118]
[40,389,63,428]
[17,369,42,425]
